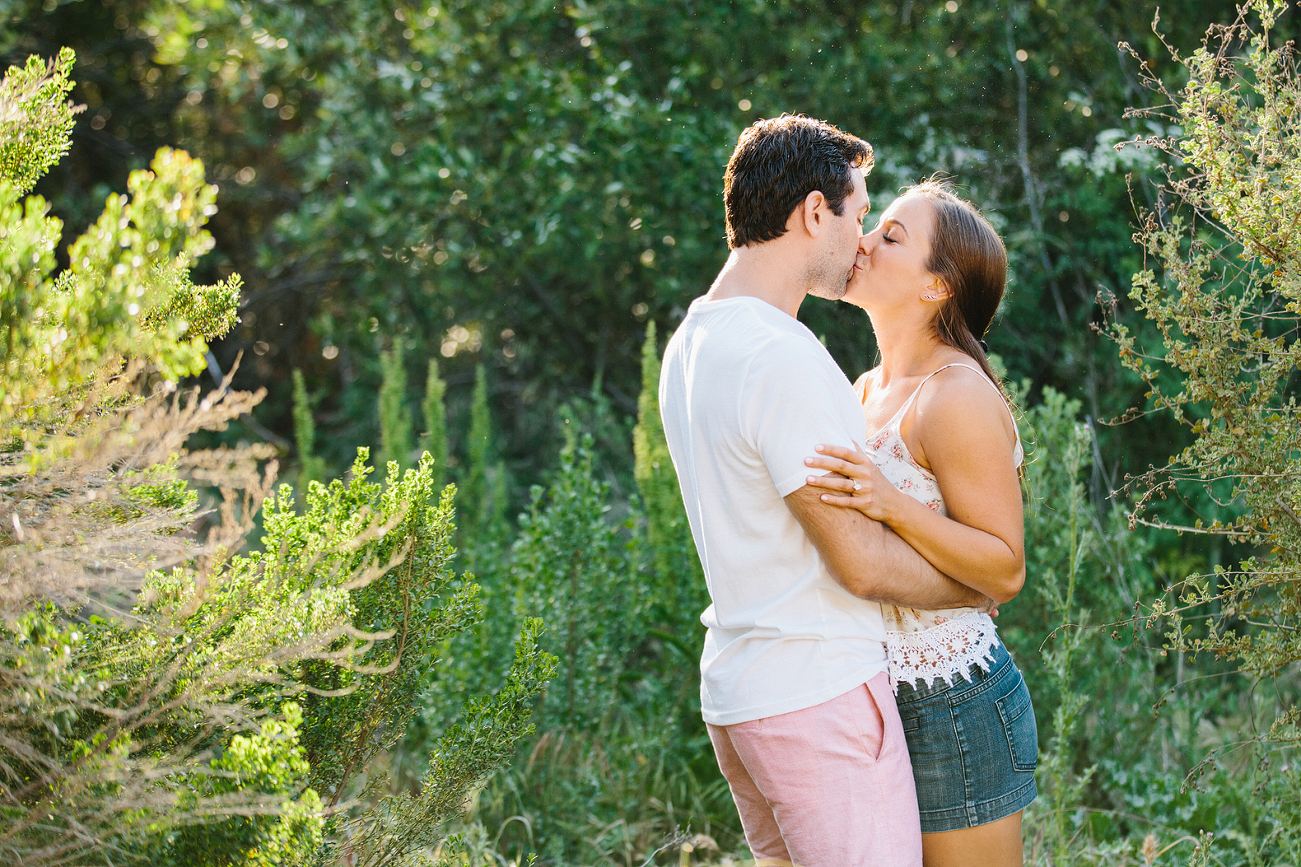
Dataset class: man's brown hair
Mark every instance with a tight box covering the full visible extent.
[723,114,873,249]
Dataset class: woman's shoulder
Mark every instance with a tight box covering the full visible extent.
[928,357,991,384]
[914,358,1014,430]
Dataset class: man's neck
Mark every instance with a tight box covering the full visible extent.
[705,244,808,319]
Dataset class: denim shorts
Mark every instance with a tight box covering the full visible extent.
[893,639,1038,833]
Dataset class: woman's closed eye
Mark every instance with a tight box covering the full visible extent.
[882,232,898,244]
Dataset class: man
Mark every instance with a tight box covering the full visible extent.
[659,115,989,866]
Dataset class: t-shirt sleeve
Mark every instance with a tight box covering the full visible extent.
[743,342,864,498]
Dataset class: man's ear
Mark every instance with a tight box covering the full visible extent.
[798,190,828,238]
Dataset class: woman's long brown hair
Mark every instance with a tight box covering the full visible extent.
[909,180,1008,392]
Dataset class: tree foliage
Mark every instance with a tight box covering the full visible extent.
[378,344,415,472]
[461,364,493,535]
[292,367,325,487]
[11,0,1255,495]
[510,433,645,732]
[0,47,77,197]
[632,320,705,652]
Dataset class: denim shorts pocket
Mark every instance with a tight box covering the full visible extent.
[995,672,1039,772]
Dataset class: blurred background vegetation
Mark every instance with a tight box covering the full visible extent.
[12,0,1247,486]
[4,0,1301,864]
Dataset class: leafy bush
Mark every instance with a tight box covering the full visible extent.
[0,50,553,866]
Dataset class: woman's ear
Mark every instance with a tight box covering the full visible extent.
[921,279,952,302]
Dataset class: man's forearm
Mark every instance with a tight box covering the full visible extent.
[862,523,987,608]
[785,484,989,609]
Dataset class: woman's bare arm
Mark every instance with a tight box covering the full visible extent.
[805,367,1025,604]
[783,483,992,609]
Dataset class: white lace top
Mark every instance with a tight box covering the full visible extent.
[857,362,1023,691]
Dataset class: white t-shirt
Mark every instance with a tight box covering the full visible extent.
[659,295,889,726]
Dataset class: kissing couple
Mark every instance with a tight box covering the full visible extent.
[660,114,1038,867]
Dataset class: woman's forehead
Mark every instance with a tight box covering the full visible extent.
[879,193,932,228]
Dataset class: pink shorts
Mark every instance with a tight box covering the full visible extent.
[706,672,922,867]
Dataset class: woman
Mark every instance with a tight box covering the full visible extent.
[805,180,1038,867]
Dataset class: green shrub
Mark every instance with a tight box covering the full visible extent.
[379,344,415,472]
[0,49,552,867]
[421,359,450,491]
[292,368,326,488]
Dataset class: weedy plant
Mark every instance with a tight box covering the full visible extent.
[1114,0,1301,718]
[1104,0,1301,857]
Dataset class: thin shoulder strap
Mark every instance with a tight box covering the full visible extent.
[920,362,1023,464]
[940,363,1019,431]
[873,364,1023,462]
[896,362,969,417]
[853,371,871,403]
